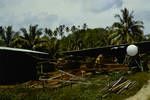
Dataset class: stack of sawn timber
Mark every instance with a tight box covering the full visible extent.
[101,76,136,98]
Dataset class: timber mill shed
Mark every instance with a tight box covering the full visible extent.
[0,47,49,84]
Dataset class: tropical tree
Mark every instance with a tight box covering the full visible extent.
[109,8,144,45]
[54,25,66,39]
[60,25,65,38]
[59,28,108,51]
[65,26,70,35]
[71,31,83,50]
[83,28,108,48]
[45,27,53,38]
[42,27,61,57]
[40,35,59,57]
[71,25,78,33]
[0,26,17,47]
[82,23,88,30]
[16,25,45,50]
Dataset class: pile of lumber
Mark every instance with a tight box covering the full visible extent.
[100,64,129,72]
[22,68,92,88]
[38,70,87,88]
[101,76,136,98]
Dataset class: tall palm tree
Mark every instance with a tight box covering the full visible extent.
[59,25,65,38]
[55,25,65,39]
[71,25,78,33]
[45,28,53,38]
[65,26,69,33]
[82,23,88,30]
[109,8,144,45]
[17,25,44,50]
[0,26,17,47]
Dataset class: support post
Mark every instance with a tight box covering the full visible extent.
[41,64,43,74]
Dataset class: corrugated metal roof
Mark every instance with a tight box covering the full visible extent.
[61,41,150,56]
[0,47,48,55]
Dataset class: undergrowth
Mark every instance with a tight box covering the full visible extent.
[0,72,150,100]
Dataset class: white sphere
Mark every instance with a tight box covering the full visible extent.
[126,45,138,56]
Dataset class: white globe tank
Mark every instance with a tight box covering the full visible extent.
[126,45,138,56]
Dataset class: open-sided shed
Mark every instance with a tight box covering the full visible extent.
[0,47,49,84]
[62,41,150,57]
[61,41,150,67]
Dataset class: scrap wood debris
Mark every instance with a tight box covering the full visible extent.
[23,69,91,88]
[100,76,136,98]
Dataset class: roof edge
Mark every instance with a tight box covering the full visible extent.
[0,47,48,55]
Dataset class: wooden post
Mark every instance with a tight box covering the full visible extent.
[41,64,43,74]
[81,70,85,78]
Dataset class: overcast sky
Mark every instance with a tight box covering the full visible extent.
[0,0,150,34]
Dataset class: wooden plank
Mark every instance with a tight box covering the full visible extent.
[39,74,64,81]
[58,70,77,77]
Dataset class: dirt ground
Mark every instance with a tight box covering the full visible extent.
[126,80,150,100]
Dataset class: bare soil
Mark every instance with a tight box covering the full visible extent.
[126,80,150,100]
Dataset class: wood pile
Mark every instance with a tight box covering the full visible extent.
[23,69,89,89]
[100,76,136,98]
[99,64,129,72]
[21,64,129,89]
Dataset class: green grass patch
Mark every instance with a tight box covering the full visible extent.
[0,72,150,100]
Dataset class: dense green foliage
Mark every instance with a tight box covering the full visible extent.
[59,28,108,51]
[109,8,144,45]
[0,8,147,58]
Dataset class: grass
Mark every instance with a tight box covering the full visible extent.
[0,72,150,100]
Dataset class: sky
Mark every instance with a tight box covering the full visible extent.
[0,0,150,34]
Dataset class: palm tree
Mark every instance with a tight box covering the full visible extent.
[17,25,44,50]
[45,28,53,38]
[53,28,58,38]
[60,25,65,38]
[65,26,70,34]
[54,25,65,39]
[43,27,61,57]
[82,23,88,30]
[0,26,17,47]
[109,8,144,45]
[71,25,78,33]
